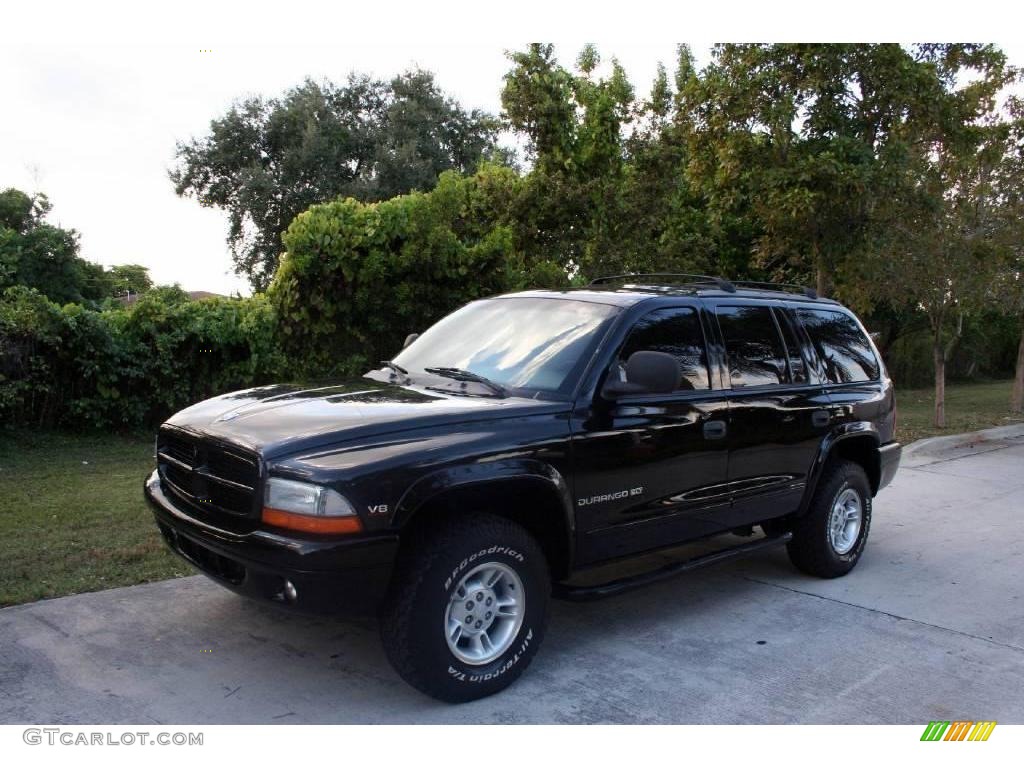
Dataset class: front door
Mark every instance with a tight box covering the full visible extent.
[571,305,732,565]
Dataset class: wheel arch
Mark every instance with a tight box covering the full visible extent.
[393,461,576,579]
[799,424,881,515]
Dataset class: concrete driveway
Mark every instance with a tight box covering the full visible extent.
[2,427,1023,724]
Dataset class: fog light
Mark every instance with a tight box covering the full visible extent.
[283,580,298,603]
[273,579,298,603]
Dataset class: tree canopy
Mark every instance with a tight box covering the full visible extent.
[106,264,153,298]
[171,71,503,289]
[0,188,160,306]
[0,188,107,305]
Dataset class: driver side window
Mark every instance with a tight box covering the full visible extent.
[618,307,711,391]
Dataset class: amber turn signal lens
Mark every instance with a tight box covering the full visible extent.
[262,508,363,534]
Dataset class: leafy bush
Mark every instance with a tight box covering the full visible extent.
[270,168,524,375]
[0,287,288,430]
[0,286,66,424]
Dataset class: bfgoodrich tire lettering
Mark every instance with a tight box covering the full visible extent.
[787,459,872,578]
[379,512,549,702]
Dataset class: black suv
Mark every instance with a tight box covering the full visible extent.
[146,275,901,702]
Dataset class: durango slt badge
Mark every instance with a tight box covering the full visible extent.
[578,487,644,506]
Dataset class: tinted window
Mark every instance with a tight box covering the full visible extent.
[798,309,880,383]
[774,308,808,384]
[716,305,789,388]
[619,307,710,390]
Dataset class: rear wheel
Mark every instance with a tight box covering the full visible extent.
[787,459,872,578]
[380,512,549,702]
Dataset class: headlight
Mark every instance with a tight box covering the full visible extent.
[262,478,362,534]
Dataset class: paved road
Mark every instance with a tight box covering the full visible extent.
[2,429,1023,724]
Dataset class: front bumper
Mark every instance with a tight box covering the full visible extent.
[878,441,901,491]
[144,470,397,614]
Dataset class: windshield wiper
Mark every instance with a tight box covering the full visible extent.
[379,360,410,380]
[423,366,507,397]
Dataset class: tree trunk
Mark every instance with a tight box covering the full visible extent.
[876,315,902,362]
[813,241,830,298]
[1012,320,1024,414]
[815,257,830,298]
[932,311,964,429]
[934,341,946,429]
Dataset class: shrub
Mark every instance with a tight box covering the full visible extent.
[270,168,523,375]
[0,287,288,430]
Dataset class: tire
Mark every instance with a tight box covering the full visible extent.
[787,459,872,578]
[379,512,550,702]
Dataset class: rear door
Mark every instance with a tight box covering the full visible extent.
[571,304,732,564]
[794,306,894,440]
[710,301,834,527]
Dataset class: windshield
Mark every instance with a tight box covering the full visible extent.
[390,297,619,397]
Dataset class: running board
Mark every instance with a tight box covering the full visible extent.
[552,533,793,602]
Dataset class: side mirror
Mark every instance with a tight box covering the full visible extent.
[601,351,680,399]
[403,333,419,349]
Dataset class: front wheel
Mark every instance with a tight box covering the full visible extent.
[787,459,872,578]
[380,513,550,702]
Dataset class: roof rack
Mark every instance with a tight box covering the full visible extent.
[730,281,819,299]
[589,273,737,293]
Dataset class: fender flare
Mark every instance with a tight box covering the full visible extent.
[392,458,576,570]
[798,422,881,515]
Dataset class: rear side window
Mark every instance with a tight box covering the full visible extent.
[619,307,710,390]
[716,305,790,388]
[798,309,880,383]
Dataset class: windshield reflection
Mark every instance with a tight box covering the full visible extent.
[391,297,619,396]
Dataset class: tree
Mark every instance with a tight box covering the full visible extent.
[875,117,1010,427]
[628,45,760,278]
[501,44,636,279]
[684,44,1011,299]
[106,264,153,298]
[993,96,1024,413]
[0,187,108,305]
[171,72,502,290]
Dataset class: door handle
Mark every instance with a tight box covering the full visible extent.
[703,419,728,440]
[812,410,831,428]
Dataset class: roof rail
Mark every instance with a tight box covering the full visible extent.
[589,273,737,293]
[730,281,819,299]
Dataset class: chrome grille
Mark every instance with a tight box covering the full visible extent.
[157,427,260,518]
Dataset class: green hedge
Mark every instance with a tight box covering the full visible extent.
[269,167,558,376]
[0,286,288,430]
[0,167,557,431]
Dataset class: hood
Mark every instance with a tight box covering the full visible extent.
[164,378,566,459]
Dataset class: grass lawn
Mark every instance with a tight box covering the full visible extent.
[0,378,1020,608]
[0,430,192,608]
[895,379,1023,445]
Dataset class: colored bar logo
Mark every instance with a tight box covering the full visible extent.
[920,721,997,741]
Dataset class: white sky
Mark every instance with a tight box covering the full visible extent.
[2,1,1021,296]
